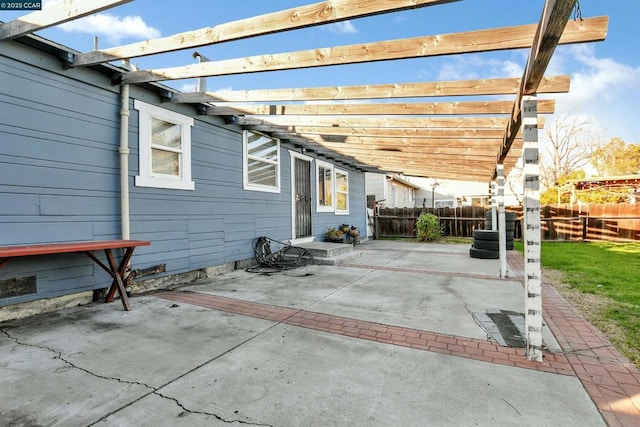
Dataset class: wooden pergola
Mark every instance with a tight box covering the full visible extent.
[1,0,609,361]
[1,0,607,181]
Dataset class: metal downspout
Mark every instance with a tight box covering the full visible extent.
[120,84,131,240]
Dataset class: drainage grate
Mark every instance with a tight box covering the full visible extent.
[473,310,526,347]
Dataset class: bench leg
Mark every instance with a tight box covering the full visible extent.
[104,248,134,311]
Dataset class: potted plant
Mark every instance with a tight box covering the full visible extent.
[324,227,344,243]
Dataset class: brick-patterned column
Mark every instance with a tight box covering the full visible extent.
[522,95,543,362]
[490,182,497,230]
[497,164,507,277]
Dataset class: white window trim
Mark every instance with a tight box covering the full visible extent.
[335,168,349,215]
[316,159,334,212]
[134,100,195,191]
[243,131,281,193]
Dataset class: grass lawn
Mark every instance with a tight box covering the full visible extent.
[515,240,640,366]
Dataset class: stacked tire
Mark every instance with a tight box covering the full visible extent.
[469,212,516,259]
[485,211,516,250]
[470,230,500,259]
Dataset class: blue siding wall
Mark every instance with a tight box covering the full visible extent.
[0,38,367,307]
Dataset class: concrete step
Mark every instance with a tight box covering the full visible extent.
[287,241,363,265]
[297,241,354,258]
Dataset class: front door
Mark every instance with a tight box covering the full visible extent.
[294,157,312,239]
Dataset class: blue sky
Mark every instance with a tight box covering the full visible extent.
[4,0,640,144]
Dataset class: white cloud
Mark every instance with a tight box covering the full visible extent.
[549,45,640,142]
[59,13,161,44]
[179,83,197,93]
[561,45,640,103]
[321,21,357,35]
[210,86,235,95]
[437,55,524,81]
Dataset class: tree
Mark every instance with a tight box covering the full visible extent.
[540,170,585,204]
[506,163,524,207]
[540,114,593,189]
[590,137,640,176]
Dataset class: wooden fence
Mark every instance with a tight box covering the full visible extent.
[375,204,640,242]
[375,207,488,238]
[539,203,640,242]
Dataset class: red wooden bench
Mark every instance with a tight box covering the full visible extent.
[0,240,151,311]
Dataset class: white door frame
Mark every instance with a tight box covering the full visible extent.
[289,150,314,244]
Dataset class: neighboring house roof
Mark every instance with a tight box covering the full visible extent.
[387,175,421,189]
[573,176,640,190]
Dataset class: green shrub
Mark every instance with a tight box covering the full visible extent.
[416,213,441,241]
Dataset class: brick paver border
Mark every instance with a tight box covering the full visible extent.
[155,291,573,375]
[507,251,640,426]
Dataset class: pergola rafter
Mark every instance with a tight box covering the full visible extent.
[120,17,607,84]
[170,76,570,104]
[205,99,555,116]
[71,0,461,67]
[0,0,133,40]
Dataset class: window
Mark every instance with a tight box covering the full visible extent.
[316,160,334,212]
[243,131,280,193]
[134,100,194,190]
[335,169,349,214]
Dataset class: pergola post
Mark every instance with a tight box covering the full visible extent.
[497,164,507,277]
[490,182,497,231]
[522,95,543,362]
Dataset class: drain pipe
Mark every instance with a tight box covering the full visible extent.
[119,83,131,240]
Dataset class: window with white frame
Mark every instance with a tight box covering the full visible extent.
[134,100,195,190]
[335,169,349,214]
[316,160,334,212]
[243,131,280,193]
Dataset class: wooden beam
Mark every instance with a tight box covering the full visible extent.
[309,142,502,157]
[388,170,491,180]
[299,134,506,147]
[72,0,459,66]
[251,125,517,139]
[122,17,607,84]
[358,157,494,170]
[496,3,608,171]
[317,149,501,163]
[206,99,555,116]
[171,76,570,103]
[234,115,545,129]
[0,0,133,40]
[347,158,499,171]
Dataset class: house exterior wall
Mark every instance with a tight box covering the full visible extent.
[388,182,415,208]
[365,173,385,204]
[0,38,366,307]
[365,173,415,208]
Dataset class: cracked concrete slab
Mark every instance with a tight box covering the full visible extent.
[104,325,603,427]
[0,240,602,426]
[0,298,276,426]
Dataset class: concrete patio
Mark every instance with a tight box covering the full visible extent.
[1,240,638,426]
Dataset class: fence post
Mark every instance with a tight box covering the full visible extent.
[522,95,543,362]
